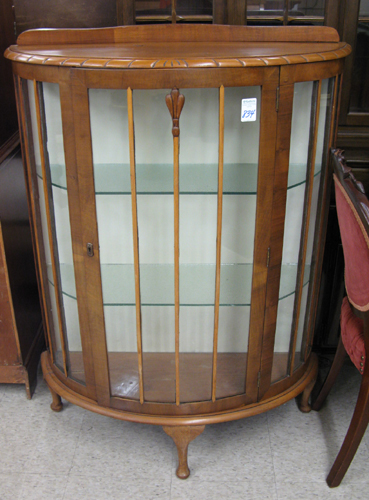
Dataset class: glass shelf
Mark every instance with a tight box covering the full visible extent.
[49,263,310,306]
[37,163,321,195]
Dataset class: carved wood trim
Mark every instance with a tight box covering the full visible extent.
[5,43,351,69]
[165,88,185,137]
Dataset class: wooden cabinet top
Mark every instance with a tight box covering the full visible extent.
[5,25,351,70]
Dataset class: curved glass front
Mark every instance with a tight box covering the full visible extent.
[27,80,85,384]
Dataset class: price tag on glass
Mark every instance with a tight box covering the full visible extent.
[241,98,257,122]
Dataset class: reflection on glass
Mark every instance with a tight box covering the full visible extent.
[272,81,313,383]
[28,80,85,383]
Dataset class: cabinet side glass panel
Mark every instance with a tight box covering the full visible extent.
[272,81,314,383]
[28,80,85,383]
[27,80,61,371]
[89,88,141,400]
[217,86,261,399]
[294,78,332,370]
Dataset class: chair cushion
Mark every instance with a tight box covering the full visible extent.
[341,296,365,372]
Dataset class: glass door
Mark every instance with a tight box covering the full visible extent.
[89,83,263,405]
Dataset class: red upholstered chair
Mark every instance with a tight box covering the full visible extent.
[313,149,369,487]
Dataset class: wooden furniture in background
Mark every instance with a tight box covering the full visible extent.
[0,146,44,398]
[0,0,44,398]
[6,24,350,477]
[0,0,18,158]
[313,149,369,487]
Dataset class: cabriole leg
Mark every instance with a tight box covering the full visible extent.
[298,377,316,413]
[46,383,63,412]
[163,425,205,479]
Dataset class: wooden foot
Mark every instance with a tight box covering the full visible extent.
[47,383,63,412]
[298,377,316,413]
[163,425,205,479]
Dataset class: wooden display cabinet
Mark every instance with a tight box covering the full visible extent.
[6,24,350,477]
[0,145,44,398]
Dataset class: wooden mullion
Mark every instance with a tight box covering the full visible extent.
[33,80,69,377]
[288,80,322,376]
[117,0,135,25]
[246,69,279,402]
[174,132,180,406]
[68,71,110,406]
[172,0,177,24]
[302,77,337,361]
[334,74,343,146]
[165,88,184,406]
[59,76,98,400]
[211,85,225,402]
[283,0,289,25]
[127,87,144,405]
[324,0,343,33]
[213,0,227,24]
[339,0,360,125]
[227,0,247,25]
[257,82,294,398]
[330,75,340,148]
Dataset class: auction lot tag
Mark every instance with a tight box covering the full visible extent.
[241,98,257,122]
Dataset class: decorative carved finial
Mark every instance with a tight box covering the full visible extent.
[332,148,366,194]
[165,88,185,137]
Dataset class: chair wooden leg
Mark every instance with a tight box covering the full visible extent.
[327,369,369,487]
[163,425,205,479]
[312,336,347,411]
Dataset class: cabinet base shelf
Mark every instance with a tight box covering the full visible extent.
[64,351,299,403]
[41,350,318,426]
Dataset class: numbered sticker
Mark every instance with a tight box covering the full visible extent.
[241,98,257,122]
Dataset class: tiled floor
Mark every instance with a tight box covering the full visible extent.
[1,363,369,500]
